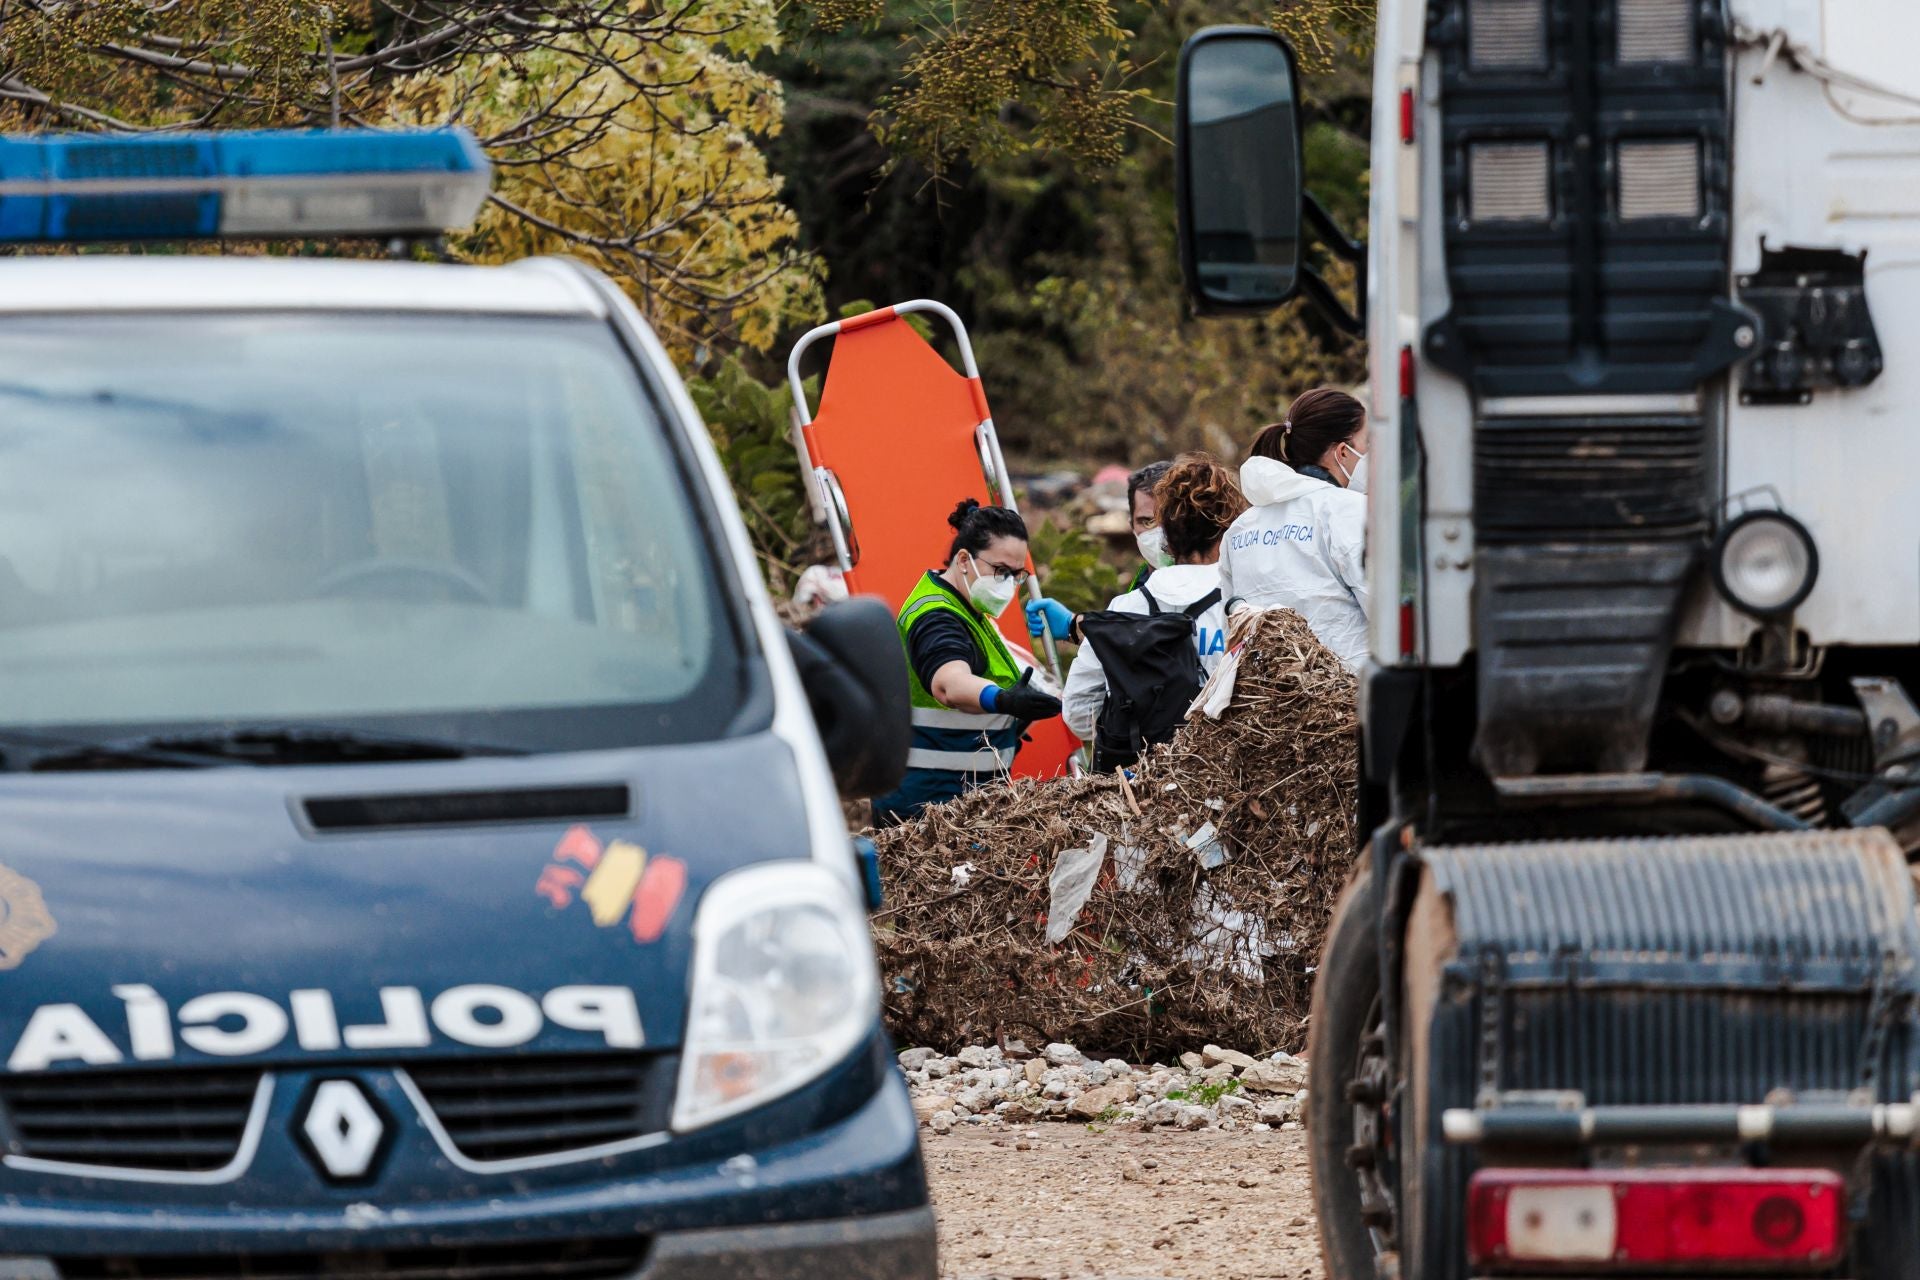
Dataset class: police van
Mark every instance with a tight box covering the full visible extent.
[0,127,932,1278]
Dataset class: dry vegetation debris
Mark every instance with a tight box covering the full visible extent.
[874,608,1359,1059]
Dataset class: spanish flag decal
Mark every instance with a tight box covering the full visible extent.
[534,825,686,944]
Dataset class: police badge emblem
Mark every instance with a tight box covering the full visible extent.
[0,864,55,970]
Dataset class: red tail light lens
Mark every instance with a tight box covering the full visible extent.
[1468,1169,1844,1270]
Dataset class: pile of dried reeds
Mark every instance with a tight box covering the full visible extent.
[871,607,1358,1059]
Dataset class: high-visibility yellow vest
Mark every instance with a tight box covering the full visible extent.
[897,571,1025,776]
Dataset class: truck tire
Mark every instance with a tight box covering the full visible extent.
[1307,852,1386,1280]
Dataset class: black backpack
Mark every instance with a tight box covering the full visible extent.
[1079,585,1221,772]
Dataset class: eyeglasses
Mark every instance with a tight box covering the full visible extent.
[974,557,1031,586]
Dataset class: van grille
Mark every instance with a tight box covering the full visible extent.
[53,1239,647,1280]
[406,1055,666,1163]
[0,1066,260,1172]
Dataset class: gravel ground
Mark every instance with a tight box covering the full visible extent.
[927,1124,1323,1279]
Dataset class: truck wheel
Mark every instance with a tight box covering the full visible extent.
[1307,854,1394,1279]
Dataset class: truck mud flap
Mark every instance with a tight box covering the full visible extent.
[1406,829,1920,1278]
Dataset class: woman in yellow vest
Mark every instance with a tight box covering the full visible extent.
[872,499,1064,826]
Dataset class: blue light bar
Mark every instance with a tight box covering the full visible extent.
[0,127,492,244]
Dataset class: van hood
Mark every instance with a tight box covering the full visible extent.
[0,733,817,1074]
[1240,456,1330,507]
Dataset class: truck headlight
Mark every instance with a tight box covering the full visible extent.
[672,861,878,1132]
[1711,510,1819,618]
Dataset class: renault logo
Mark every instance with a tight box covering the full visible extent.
[299,1079,386,1181]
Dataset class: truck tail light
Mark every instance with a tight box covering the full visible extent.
[1467,1169,1845,1270]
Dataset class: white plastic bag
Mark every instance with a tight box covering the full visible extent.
[1045,833,1108,944]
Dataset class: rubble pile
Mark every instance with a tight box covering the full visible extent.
[902,1040,1309,1136]
[873,608,1358,1058]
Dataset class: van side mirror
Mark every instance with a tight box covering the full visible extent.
[1176,27,1307,316]
[787,597,910,801]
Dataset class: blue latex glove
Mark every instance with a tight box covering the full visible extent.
[1025,597,1076,640]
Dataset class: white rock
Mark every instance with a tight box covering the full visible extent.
[986,1068,1013,1090]
[1084,1065,1111,1087]
[929,1111,955,1134]
[1215,1093,1257,1121]
[1203,1044,1257,1070]
[1241,1058,1308,1093]
[911,1093,953,1123]
[957,1045,994,1069]
[1145,1099,1185,1127]
[1257,1098,1300,1126]
[1042,1079,1068,1099]
[1103,1059,1132,1077]
[1044,1042,1084,1066]
[898,1047,936,1072]
[925,1058,954,1079]
[1175,1104,1213,1131]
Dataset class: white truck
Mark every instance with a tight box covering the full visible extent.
[1177,3,1920,1276]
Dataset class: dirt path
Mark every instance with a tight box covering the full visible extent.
[926,1124,1324,1280]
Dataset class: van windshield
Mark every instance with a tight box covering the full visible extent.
[0,313,750,754]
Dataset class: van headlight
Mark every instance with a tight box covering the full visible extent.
[671,861,879,1132]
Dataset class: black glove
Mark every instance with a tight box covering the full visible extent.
[995,669,1062,723]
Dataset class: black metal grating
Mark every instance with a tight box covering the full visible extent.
[54,1239,647,1280]
[1475,413,1707,541]
[1424,0,1748,398]
[0,1066,259,1172]
[407,1055,666,1163]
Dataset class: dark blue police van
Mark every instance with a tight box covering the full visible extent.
[0,127,931,1278]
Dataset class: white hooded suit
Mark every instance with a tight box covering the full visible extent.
[1218,456,1370,667]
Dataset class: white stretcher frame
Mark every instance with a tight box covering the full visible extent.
[786,299,1063,682]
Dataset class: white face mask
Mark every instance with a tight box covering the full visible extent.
[1135,525,1174,569]
[1335,443,1369,494]
[964,556,1019,617]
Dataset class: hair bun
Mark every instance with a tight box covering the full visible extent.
[948,497,983,530]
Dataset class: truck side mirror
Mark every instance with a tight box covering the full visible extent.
[1176,26,1307,316]
[786,597,910,801]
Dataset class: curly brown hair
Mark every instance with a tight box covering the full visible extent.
[1154,452,1248,561]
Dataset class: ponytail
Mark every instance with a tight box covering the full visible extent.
[1248,387,1366,469]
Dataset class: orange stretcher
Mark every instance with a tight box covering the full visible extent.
[786,300,1080,781]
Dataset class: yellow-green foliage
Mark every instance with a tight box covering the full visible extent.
[877,0,1139,173]
[804,0,1379,175]
[389,12,822,357]
[1,1,821,365]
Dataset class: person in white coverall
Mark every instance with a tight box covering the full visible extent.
[1218,387,1371,668]
[1027,453,1248,741]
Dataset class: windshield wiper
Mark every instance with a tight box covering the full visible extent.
[21,725,526,772]
[0,729,226,772]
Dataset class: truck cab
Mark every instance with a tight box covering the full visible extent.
[0,129,934,1279]
[1178,3,1920,1277]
